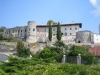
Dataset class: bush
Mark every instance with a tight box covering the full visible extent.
[16,41,31,57]
[39,46,63,63]
[0,34,3,40]
[68,45,97,65]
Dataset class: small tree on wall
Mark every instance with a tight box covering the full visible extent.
[57,22,62,41]
[48,22,52,41]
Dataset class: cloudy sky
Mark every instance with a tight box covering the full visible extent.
[0,0,100,33]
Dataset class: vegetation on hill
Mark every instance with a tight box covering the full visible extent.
[0,56,100,75]
[16,41,31,57]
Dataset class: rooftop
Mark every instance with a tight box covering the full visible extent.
[89,46,100,56]
[37,23,82,28]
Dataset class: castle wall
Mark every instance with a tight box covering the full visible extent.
[76,31,91,43]
[26,21,36,43]
[3,26,27,40]
[3,21,82,44]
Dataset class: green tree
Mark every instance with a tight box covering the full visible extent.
[0,34,3,40]
[53,41,68,53]
[17,41,31,57]
[57,22,62,41]
[68,45,97,64]
[48,22,52,41]
[0,26,6,32]
[47,20,57,25]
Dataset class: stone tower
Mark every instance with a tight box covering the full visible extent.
[26,21,36,43]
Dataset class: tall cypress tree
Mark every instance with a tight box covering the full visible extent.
[48,22,52,41]
[57,22,61,41]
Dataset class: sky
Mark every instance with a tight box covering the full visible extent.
[0,0,100,33]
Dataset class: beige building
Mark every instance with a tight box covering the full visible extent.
[3,21,82,44]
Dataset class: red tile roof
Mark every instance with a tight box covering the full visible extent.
[89,46,100,56]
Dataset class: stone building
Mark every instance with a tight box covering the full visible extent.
[3,21,82,43]
[76,30,100,43]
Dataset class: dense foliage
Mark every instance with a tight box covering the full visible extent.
[57,22,62,41]
[0,27,5,32]
[39,46,63,63]
[16,41,31,57]
[48,22,52,41]
[0,57,100,75]
[0,34,3,40]
[68,45,97,64]
[47,20,57,25]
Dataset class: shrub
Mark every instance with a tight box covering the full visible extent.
[16,41,31,57]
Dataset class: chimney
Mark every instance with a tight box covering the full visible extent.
[42,22,43,25]
[61,22,63,24]
[72,21,74,24]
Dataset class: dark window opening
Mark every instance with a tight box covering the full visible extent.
[33,28,35,31]
[29,28,30,31]
[65,32,67,36]
[70,33,72,35]
[65,28,67,30]
[78,40,81,43]
[70,28,72,30]
[25,30,26,32]
[53,34,55,36]
[21,30,22,32]
[61,33,63,35]
[75,28,77,30]
[18,30,20,32]
[53,28,55,31]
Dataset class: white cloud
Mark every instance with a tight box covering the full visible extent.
[90,0,100,17]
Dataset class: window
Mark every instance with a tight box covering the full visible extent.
[61,33,63,35]
[70,28,72,30]
[45,28,46,32]
[25,30,26,32]
[75,27,77,30]
[53,28,55,31]
[70,33,72,35]
[18,30,20,32]
[13,31,14,33]
[38,29,39,31]
[53,34,55,36]
[65,32,67,36]
[29,28,30,31]
[65,28,67,30]
[33,28,35,31]
[21,30,22,32]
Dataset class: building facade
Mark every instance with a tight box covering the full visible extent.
[3,21,82,43]
[76,30,100,43]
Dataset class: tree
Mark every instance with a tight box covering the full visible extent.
[57,22,62,41]
[0,34,3,40]
[47,20,57,25]
[53,41,68,53]
[0,26,6,32]
[48,22,52,41]
[68,45,97,64]
[16,41,31,57]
